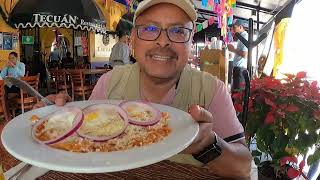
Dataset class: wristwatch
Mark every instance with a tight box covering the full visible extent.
[192,133,222,164]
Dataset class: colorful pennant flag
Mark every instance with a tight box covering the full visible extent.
[197,24,203,32]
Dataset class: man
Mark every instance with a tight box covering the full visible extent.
[227,19,248,92]
[0,51,25,92]
[49,47,61,68]
[34,0,252,178]
[109,32,131,67]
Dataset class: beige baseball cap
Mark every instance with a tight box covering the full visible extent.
[133,0,197,25]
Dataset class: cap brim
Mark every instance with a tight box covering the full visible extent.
[133,0,197,25]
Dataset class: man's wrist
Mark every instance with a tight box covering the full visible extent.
[192,132,223,164]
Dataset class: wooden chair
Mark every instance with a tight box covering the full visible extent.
[49,69,72,94]
[69,70,94,101]
[0,80,11,121]
[9,74,40,115]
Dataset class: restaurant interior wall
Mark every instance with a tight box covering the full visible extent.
[1,0,129,67]
[40,28,73,62]
[0,15,19,69]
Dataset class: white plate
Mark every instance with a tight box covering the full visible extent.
[1,100,199,173]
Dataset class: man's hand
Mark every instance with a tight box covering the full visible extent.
[227,44,236,52]
[33,92,71,109]
[182,105,216,154]
[7,60,15,68]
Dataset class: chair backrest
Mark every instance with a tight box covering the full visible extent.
[69,70,84,86]
[19,74,40,113]
[0,80,11,121]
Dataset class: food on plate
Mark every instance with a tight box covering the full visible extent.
[119,101,161,126]
[77,104,128,142]
[31,102,171,153]
[31,107,83,145]
[30,115,40,123]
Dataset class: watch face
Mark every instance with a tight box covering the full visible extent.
[102,34,110,46]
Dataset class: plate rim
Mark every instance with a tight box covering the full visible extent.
[1,100,199,173]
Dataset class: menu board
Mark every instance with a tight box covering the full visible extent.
[3,33,13,50]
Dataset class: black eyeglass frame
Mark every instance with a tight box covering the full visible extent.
[135,25,193,43]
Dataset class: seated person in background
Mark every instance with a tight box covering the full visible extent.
[61,52,74,69]
[0,51,26,93]
[34,1,252,179]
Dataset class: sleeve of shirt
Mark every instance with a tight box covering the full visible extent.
[208,79,245,143]
[109,46,116,61]
[238,33,249,52]
[89,71,113,100]
[16,62,25,77]
[123,45,130,64]
[0,67,8,78]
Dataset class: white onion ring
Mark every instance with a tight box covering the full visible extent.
[31,107,84,145]
[77,104,129,142]
[119,100,161,126]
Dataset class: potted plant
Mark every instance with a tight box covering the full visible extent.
[233,72,320,179]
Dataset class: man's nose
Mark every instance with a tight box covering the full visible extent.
[156,30,171,47]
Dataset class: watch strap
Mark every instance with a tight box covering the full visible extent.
[192,133,222,164]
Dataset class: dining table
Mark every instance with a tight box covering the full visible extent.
[66,69,109,75]
[0,121,228,180]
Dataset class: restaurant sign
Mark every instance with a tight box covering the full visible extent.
[14,13,107,34]
[22,36,34,45]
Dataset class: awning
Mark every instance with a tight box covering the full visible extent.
[8,0,107,34]
[116,13,133,35]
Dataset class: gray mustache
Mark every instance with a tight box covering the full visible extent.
[146,48,177,57]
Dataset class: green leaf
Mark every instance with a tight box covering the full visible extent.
[252,150,262,157]
[307,149,320,166]
[256,138,267,153]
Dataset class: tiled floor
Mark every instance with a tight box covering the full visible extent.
[0,121,20,171]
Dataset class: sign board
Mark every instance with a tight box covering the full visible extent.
[22,36,34,45]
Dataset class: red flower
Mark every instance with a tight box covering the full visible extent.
[280,156,297,166]
[276,111,286,118]
[240,82,246,88]
[264,112,275,124]
[264,98,277,110]
[232,92,243,99]
[287,168,300,179]
[296,71,307,79]
[284,73,295,79]
[279,104,288,110]
[311,81,318,89]
[234,103,243,112]
[280,156,304,179]
[287,104,299,112]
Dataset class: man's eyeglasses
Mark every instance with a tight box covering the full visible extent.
[135,25,193,43]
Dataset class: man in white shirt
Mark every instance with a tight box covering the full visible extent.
[109,32,130,67]
[227,19,248,92]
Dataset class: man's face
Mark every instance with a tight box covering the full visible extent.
[131,3,194,79]
[8,54,17,67]
[233,24,242,34]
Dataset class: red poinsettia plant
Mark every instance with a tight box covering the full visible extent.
[233,72,320,179]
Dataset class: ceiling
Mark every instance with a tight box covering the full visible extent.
[195,0,291,30]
